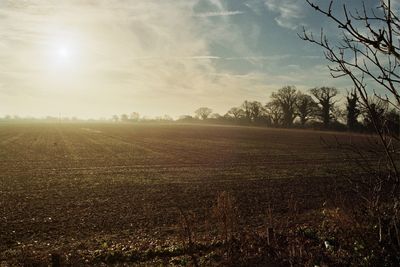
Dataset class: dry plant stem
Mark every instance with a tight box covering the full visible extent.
[177,207,199,267]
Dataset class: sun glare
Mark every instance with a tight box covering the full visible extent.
[57,46,70,59]
[44,37,82,82]
[49,34,79,66]
[47,39,81,71]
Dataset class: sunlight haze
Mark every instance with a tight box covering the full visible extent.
[0,0,363,118]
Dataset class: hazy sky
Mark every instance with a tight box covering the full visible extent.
[0,0,386,118]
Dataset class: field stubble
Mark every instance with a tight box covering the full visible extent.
[0,123,378,264]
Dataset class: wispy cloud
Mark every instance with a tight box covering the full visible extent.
[264,0,305,30]
[183,56,221,60]
[225,55,291,60]
[194,10,244,17]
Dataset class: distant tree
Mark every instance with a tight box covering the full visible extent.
[240,101,264,122]
[361,97,388,131]
[112,115,119,122]
[178,115,195,122]
[141,116,150,121]
[346,90,361,131]
[385,109,400,137]
[265,101,282,126]
[195,107,213,120]
[129,112,140,121]
[296,93,317,126]
[120,114,129,122]
[332,106,346,123]
[241,100,252,122]
[226,107,245,120]
[360,98,400,136]
[249,101,264,122]
[271,86,299,127]
[210,113,222,119]
[310,87,338,127]
[162,115,173,121]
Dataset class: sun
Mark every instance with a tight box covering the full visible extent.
[57,46,71,59]
[48,41,79,70]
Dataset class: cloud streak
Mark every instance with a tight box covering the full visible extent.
[194,10,244,17]
[264,0,305,30]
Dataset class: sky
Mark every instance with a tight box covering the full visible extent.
[0,0,390,119]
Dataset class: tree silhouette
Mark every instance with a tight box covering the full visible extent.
[265,101,282,126]
[129,112,140,121]
[194,107,213,120]
[346,90,360,131]
[241,101,252,122]
[271,86,298,127]
[112,115,119,122]
[361,97,388,131]
[120,114,129,122]
[226,107,245,120]
[241,101,263,122]
[310,87,338,127]
[301,1,400,259]
[296,93,317,126]
[301,0,400,190]
[249,101,264,123]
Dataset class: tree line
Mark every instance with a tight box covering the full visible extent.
[181,85,400,134]
[3,85,399,134]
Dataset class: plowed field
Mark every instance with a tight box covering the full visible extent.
[0,123,377,265]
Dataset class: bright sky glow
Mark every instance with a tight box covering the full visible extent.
[0,0,384,119]
[57,47,70,59]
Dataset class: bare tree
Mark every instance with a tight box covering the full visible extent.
[296,93,318,126]
[120,114,129,122]
[300,0,400,191]
[361,96,389,131]
[112,115,119,122]
[301,0,400,259]
[346,90,361,130]
[310,87,338,127]
[178,115,195,122]
[265,101,283,126]
[249,101,264,123]
[210,113,222,119]
[385,108,400,136]
[129,112,140,122]
[194,107,213,120]
[271,86,299,127]
[226,107,245,120]
[162,115,173,121]
[241,101,252,122]
[241,101,263,122]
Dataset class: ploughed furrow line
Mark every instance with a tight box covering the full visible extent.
[78,125,380,164]
[85,131,166,161]
[0,132,24,146]
[0,157,373,177]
